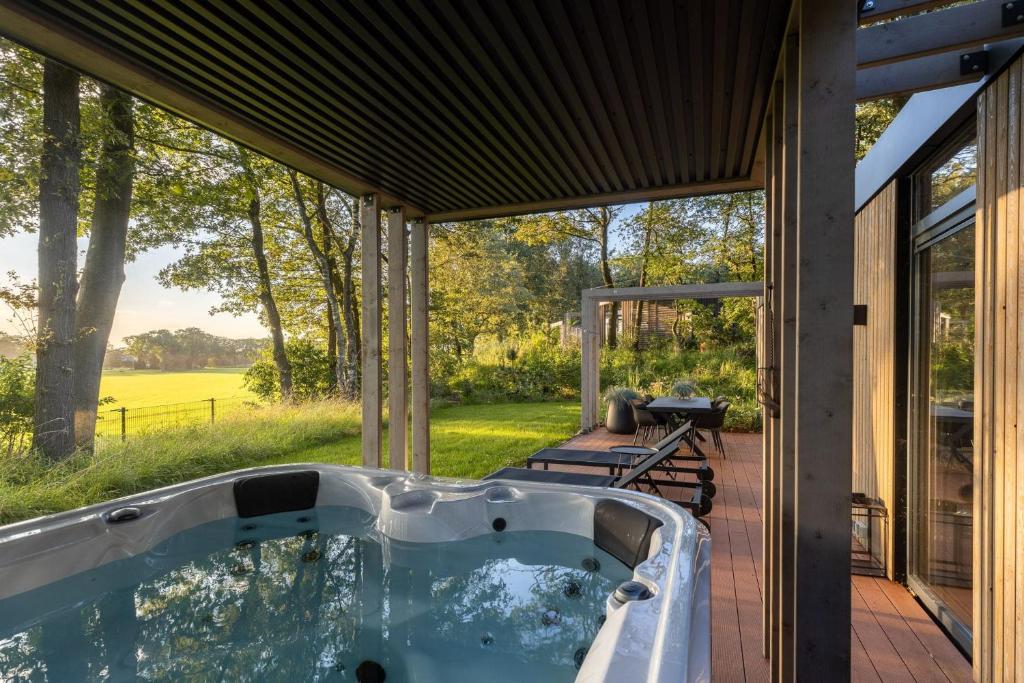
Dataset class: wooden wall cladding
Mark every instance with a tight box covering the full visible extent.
[974,52,1024,683]
[852,180,898,579]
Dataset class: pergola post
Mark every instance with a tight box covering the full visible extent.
[360,194,382,469]
[410,218,430,474]
[387,207,408,470]
[792,2,856,679]
[580,292,601,432]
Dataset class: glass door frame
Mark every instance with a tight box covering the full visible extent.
[907,185,975,655]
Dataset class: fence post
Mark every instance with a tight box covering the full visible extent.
[209,398,215,424]
[119,407,127,441]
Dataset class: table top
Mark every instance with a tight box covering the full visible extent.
[646,396,714,414]
[931,405,973,420]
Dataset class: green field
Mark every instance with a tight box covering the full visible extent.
[0,400,580,524]
[99,368,255,409]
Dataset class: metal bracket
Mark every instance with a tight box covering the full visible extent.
[960,50,990,76]
[1004,2,1024,27]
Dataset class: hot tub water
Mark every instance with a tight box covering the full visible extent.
[0,506,631,682]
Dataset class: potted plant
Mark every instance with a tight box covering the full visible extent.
[671,380,698,398]
[604,386,640,434]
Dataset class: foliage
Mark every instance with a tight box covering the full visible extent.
[245,339,333,401]
[121,327,265,370]
[602,386,640,407]
[0,354,33,455]
[0,401,579,523]
[855,97,908,161]
[671,380,697,398]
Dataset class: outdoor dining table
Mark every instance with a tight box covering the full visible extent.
[644,397,715,457]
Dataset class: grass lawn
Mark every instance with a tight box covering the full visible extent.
[267,401,581,479]
[0,400,579,525]
[99,367,255,409]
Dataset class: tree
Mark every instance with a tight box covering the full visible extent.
[855,97,907,161]
[72,85,135,445]
[238,147,293,400]
[289,170,346,394]
[33,60,79,460]
[504,207,622,345]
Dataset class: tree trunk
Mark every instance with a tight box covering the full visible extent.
[291,172,346,393]
[33,61,80,460]
[631,205,655,351]
[327,194,362,398]
[238,149,292,400]
[597,207,618,348]
[73,86,135,449]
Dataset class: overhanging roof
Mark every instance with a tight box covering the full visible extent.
[0,0,790,220]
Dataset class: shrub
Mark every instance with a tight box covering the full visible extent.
[0,354,33,456]
[245,339,333,401]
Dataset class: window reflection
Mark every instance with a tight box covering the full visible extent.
[916,225,974,631]
[916,131,977,220]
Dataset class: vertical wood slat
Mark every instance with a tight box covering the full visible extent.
[360,194,382,468]
[777,31,800,683]
[975,51,1024,681]
[410,219,430,474]
[387,207,408,470]
[792,1,855,678]
[761,102,775,659]
[769,72,785,671]
[852,180,898,578]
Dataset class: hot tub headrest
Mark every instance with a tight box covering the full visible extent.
[234,470,320,518]
[594,499,663,569]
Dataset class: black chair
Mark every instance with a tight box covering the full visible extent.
[631,399,665,445]
[693,400,730,458]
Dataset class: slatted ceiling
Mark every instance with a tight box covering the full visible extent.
[0,0,787,218]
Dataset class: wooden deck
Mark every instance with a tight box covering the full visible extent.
[559,428,972,682]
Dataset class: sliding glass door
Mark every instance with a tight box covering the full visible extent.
[910,206,975,652]
[908,127,976,653]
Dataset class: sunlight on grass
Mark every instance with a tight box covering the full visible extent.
[0,401,579,525]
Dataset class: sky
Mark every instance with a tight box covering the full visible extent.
[0,231,266,345]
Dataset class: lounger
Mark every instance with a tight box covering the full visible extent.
[527,422,715,485]
[484,443,714,518]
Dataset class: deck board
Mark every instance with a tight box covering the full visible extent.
[557,427,971,682]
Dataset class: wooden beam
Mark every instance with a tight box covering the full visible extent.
[387,207,408,471]
[857,0,1024,68]
[857,0,962,25]
[793,1,855,678]
[425,176,763,223]
[409,219,430,475]
[584,281,764,303]
[856,49,986,102]
[360,195,382,469]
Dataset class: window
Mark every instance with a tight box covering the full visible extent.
[908,128,977,652]
[914,128,976,223]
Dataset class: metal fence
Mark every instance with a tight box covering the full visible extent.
[94,397,254,440]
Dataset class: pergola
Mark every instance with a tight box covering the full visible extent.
[2,1,1016,679]
[578,281,763,431]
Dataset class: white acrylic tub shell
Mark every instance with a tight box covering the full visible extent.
[0,464,711,683]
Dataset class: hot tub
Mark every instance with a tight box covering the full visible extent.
[0,465,710,682]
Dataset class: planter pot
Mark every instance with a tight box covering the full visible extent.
[606,401,637,434]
